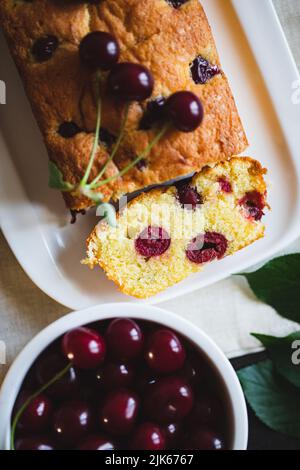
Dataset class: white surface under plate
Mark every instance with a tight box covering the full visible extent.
[0,0,300,310]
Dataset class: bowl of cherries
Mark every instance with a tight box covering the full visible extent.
[0,303,248,450]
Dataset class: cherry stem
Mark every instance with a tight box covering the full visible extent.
[89,102,131,188]
[91,123,170,190]
[80,70,102,188]
[10,362,72,450]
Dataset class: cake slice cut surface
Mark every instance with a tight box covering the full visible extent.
[86,157,268,299]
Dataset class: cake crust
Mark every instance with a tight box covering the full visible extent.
[0,0,248,210]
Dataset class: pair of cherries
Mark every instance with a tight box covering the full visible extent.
[79,31,204,132]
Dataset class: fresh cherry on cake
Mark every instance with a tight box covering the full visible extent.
[145,329,186,374]
[135,226,171,258]
[79,31,120,70]
[78,435,117,450]
[166,91,204,132]
[52,400,93,446]
[108,63,154,102]
[131,423,166,450]
[106,318,143,360]
[144,376,194,424]
[62,327,106,369]
[186,232,228,264]
[139,96,167,130]
[15,437,56,451]
[99,390,139,436]
[14,391,53,433]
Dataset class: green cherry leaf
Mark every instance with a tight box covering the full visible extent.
[96,202,117,228]
[48,161,74,192]
[239,254,300,323]
[238,360,300,439]
[251,332,300,388]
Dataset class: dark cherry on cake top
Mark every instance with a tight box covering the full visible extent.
[190,56,221,85]
[12,317,230,450]
[32,35,59,62]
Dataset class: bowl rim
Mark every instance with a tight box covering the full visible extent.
[0,302,248,450]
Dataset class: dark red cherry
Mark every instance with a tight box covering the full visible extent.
[163,422,182,449]
[99,390,139,436]
[108,63,154,102]
[180,353,210,386]
[106,318,143,360]
[35,352,79,399]
[99,127,116,149]
[135,226,171,258]
[144,376,194,424]
[239,191,265,221]
[190,56,221,84]
[187,395,223,429]
[166,91,204,132]
[177,183,202,209]
[218,177,232,193]
[62,327,106,369]
[184,428,226,450]
[94,362,134,390]
[131,423,166,450]
[139,96,166,130]
[186,232,228,264]
[78,435,116,450]
[79,31,120,70]
[58,121,81,138]
[52,400,93,447]
[32,35,59,62]
[145,329,186,374]
[14,391,53,433]
[15,437,56,451]
[167,0,189,7]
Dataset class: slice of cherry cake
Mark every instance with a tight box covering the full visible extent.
[86,157,268,298]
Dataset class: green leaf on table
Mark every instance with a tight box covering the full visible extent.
[238,360,300,439]
[239,254,300,323]
[252,332,300,388]
[48,161,74,191]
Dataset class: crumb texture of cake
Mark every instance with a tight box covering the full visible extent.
[86,157,268,299]
[0,0,247,210]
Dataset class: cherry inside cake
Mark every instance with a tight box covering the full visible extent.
[12,318,232,450]
[86,157,268,298]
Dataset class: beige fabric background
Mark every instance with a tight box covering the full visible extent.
[0,0,300,385]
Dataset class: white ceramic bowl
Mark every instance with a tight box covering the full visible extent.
[0,303,248,450]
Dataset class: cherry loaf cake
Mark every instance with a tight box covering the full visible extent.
[0,0,247,211]
[86,157,268,298]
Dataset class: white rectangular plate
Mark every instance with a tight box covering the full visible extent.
[0,0,300,310]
